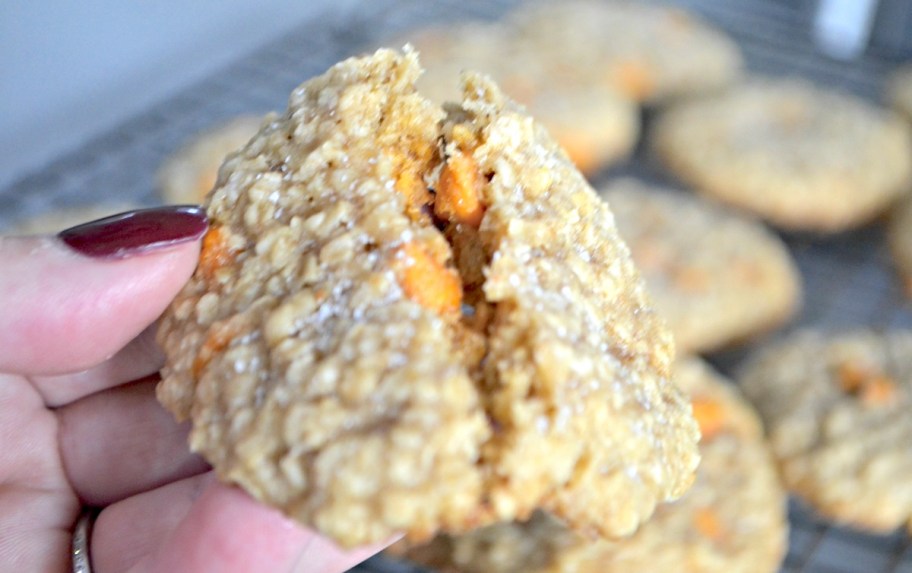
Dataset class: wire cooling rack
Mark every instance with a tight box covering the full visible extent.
[3,1,912,571]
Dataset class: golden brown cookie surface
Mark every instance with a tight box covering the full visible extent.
[654,78,912,232]
[600,179,801,354]
[156,49,699,547]
[740,329,912,533]
[394,358,788,573]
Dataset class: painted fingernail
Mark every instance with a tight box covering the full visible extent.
[58,205,208,259]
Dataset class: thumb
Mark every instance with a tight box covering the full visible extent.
[0,206,207,375]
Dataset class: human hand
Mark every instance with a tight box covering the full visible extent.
[0,206,390,572]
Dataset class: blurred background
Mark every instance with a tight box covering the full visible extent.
[1,0,352,191]
[4,0,912,193]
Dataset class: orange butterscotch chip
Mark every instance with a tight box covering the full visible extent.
[395,167,434,221]
[860,375,898,407]
[731,258,765,283]
[395,242,463,315]
[691,396,726,440]
[836,361,870,393]
[198,226,237,280]
[387,135,437,222]
[693,507,724,541]
[611,60,655,101]
[434,150,485,228]
[555,133,602,175]
[672,265,712,293]
[193,323,240,379]
[836,362,899,406]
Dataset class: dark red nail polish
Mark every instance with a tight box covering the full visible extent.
[58,205,208,259]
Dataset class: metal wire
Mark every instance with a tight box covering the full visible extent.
[2,1,910,571]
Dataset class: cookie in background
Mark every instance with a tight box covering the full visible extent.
[653,78,912,233]
[740,329,912,534]
[600,179,801,355]
[391,358,788,573]
[508,0,744,104]
[400,21,639,176]
[157,115,265,204]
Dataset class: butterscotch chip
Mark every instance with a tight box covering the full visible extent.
[600,179,802,354]
[508,0,743,104]
[157,115,264,204]
[156,49,699,547]
[739,330,912,533]
[393,359,788,573]
[654,79,912,232]
[401,21,639,175]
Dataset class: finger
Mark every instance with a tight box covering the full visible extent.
[0,375,80,572]
[56,377,208,507]
[91,472,210,573]
[0,206,206,375]
[287,527,396,573]
[30,325,164,407]
[93,474,391,573]
[142,480,390,573]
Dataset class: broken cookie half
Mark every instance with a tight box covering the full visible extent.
[156,48,699,548]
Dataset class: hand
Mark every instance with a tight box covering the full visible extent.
[0,206,389,572]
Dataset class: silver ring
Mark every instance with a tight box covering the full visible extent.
[72,508,96,573]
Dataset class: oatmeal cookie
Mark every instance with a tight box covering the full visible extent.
[509,0,744,104]
[402,22,639,175]
[600,179,802,354]
[395,358,788,573]
[740,329,912,532]
[156,49,699,547]
[888,194,912,297]
[157,115,264,204]
[3,203,139,235]
[654,78,912,232]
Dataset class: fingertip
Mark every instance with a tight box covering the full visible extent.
[0,235,201,374]
[57,205,207,260]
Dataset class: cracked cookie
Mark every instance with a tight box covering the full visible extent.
[156,49,699,547]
